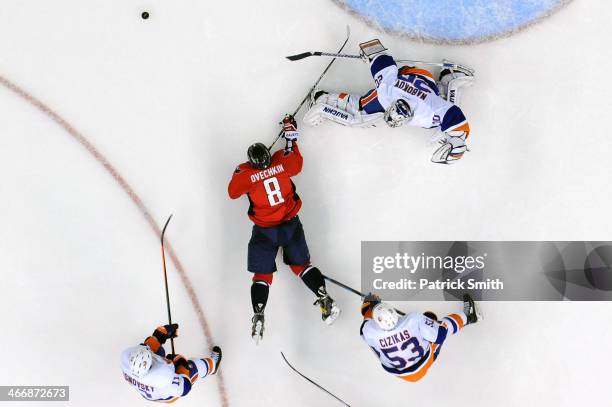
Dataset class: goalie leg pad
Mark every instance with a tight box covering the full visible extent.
[304,103,355,127]
[438,66,474,106]
[303,103,384,128]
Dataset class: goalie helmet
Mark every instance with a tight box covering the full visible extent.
[384,99,413,128]
[372,302,400,331]
[129,345,153,378]
[247,142,272,169]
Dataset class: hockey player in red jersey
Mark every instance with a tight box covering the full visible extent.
[120,324,222,402]
[228,114,341,344]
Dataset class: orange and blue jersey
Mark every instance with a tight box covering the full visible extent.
[360,52,469,136]
[360,311,467,382]
[121,332,215,402]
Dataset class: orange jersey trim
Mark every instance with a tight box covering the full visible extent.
[399,66,434,79]
[448,313,465,330]
[398,343,439,382]
[360,90,378,107]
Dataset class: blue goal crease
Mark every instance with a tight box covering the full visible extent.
[342,0,565,41]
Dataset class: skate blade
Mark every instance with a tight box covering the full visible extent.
[252,333,262,345]
[474,301,484,322]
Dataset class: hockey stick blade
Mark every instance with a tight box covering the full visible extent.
[281,352,351,406]
[161,214,173,243]
[286,51,320,61]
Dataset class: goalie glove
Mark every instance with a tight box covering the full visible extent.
[431,131,468,164]
[281,114,299,141]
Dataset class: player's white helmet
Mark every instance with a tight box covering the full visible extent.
[384,99,413,128]
[129,346,153,378]
[372,302,400,330]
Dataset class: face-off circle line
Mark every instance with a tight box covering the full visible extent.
[0,74,230,407]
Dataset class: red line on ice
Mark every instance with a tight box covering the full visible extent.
[0,75,230,407]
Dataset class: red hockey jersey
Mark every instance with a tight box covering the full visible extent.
[228,144,303,227]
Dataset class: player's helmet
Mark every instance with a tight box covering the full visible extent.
[129,346,153,378]
[384,99,413,128]
[372,302,400,330]
[247,142,272,169]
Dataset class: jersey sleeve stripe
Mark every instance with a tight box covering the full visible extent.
[441,105,467,132]
[442,316,458,334]
[434,325,448,344]
[448,313,465,330]
[370,54,396,77]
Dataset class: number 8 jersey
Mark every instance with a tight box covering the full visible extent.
[360,312,447,379]
[228,143,303,227]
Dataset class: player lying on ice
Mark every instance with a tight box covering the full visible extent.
[120,324,222,402]
[228,115,341,344]
[360,294,480,382]
[303,39,474,164]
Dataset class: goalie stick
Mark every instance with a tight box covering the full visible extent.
[160,214,176,354]
[268,25,351,151]
[286,51,475,75]
[280,352,351,407]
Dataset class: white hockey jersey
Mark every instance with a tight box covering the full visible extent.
[360,312,446,377]
[362,53,469,134]
[120,346,188,403]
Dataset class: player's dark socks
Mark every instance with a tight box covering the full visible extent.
[300,266,326,295]
[251,281,270,313]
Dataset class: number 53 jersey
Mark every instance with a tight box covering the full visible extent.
[228,143,303,227]
[361,312,445,377]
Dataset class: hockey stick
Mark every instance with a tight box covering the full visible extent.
[286,51,474,74]
[160,214,176,354]
[281,352,351,406]
[268,25,351,151]
[324,275,405,316]
[324,275,365,297]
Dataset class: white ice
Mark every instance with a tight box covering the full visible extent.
[1,1,611,406]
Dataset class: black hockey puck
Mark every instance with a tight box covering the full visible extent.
[141,11,149,19]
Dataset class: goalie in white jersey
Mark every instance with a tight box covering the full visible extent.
[120,323,222,403]
[360,294,480,382]
[304,39,474,164]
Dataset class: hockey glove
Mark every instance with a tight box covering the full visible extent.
[361,293,381,316]
[152,323,179,344]
[281,114,299,141]
[168,354,190,376]
[431,132,468,164]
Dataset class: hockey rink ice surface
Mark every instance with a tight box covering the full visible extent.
[1,1,611,406]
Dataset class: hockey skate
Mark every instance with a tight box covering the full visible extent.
[314,288,341,325]
[210,346,222,374]
[463,294,482,324]
[251,312,265,345]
